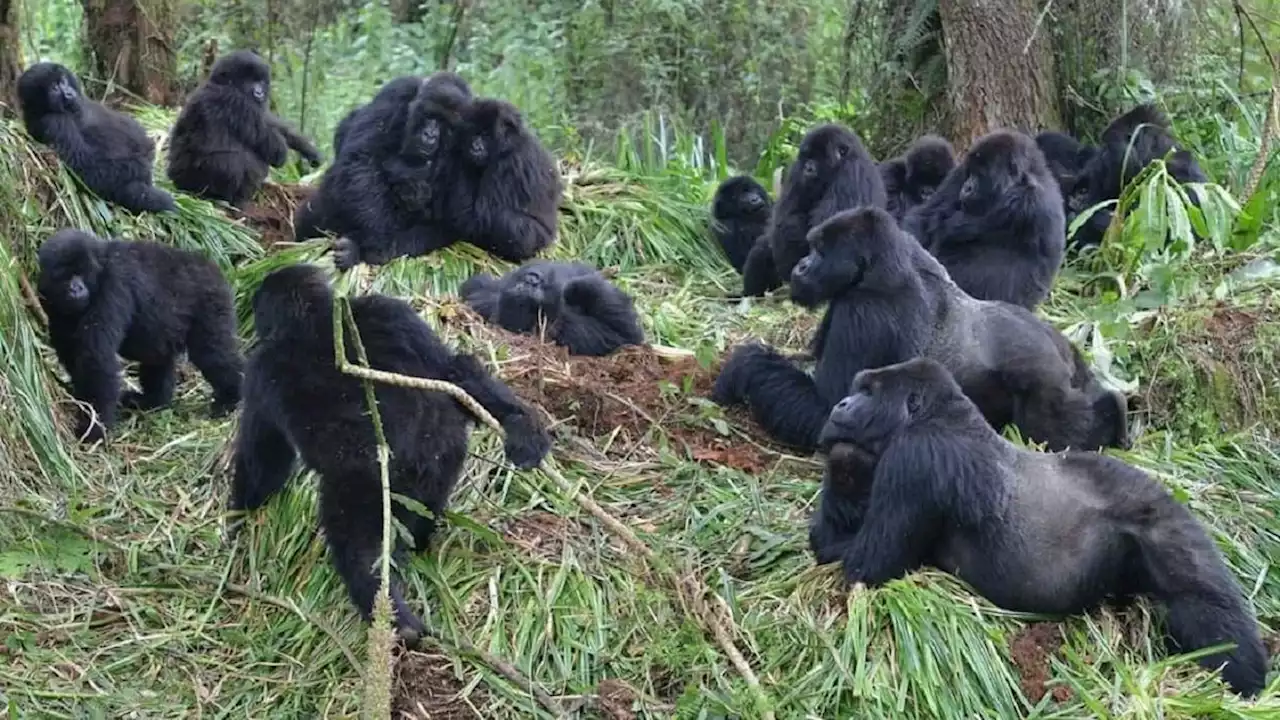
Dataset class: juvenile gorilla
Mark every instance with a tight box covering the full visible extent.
[231,265,551,644]
[37,230,243,442]
[713,208,1126,453]
[168,51,322,207]
[462,261,645,356]
[1069,104,1207,249]
[450,99,562,263]
[1034,130,1097,210]
[882,135,956,222]
[740,124,885,297]
[905,130,1065,310]
[295,72,473,269]
[18,63,175,214]
[809,358,1267,697]
[710,175,772,274]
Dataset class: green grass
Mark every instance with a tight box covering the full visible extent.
[1,115,1279,718]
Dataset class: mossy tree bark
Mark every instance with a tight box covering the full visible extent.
[80,0,178,106]
[0,0,20,116]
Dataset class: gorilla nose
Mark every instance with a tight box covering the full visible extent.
[794,256,813,275]
[834,396,856,413]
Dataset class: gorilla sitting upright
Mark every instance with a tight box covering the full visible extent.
[808,358,1267,698]
[462,261,644,357]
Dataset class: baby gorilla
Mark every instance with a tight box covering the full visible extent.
[881,135,956,222]
[168,51,322,207]
[18,63,175,214]
[37,229,243,442]
[710,175,773,274]
[231,265,551,644]
[810,358,1267,697]
[462,261,644,357]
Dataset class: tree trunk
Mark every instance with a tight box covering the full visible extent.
[938,0,1060,149]
[0,0,20,116]
[81,0,178,106]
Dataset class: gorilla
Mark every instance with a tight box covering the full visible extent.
[1035,130,1097,208]
[462,261,644,357]
[17,63,176,214]
[294,72,473,270]
[231,264,551,645]
[740,123,885,297]
[450,98,562,263]
[1069,104,1208,249]
[710,175,772,274]
[905,130,1065,310]
[882,135,957,222]
[809,358,1267,698]
[713,208,1126,454]
[168,51,323,207]
[36,230,243,442]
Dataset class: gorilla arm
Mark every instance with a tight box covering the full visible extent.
[554,275,645,355]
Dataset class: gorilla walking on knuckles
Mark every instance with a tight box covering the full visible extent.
[37,230,243,443]
[168,51,323,207]
[808,358,1267,697]
[18,63,176,214]
[710,175,773,274]
[231,265,551,644]
[714,208,1126,454]
[906,130,1065,310]
[462,261,645,357]
[741,123,885,296]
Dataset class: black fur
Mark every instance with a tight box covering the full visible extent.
[295,72,473,269]
[168,51,322,207]
[711,175,772,273]
[231,264,550,644]
[741,124,885,297]
[713,208,1126,453]
[450,99,562,263]
[462,261,644,356]
[905,130,1065,310]
[18,63,175,214]
[889,135,957,222]
[879,158,909,221]
[810,358,1267,698]
[36,229,242,442]
[1035,130,1097,208]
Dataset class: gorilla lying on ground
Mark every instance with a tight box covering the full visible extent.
[168,51,323,207]
[37,230,243,442]
[294,72,473,270]
[462,261,645,356]
[710,175,772,274]
[231,265,551,644]
[741,123,885,297]
[881,134,956,222]
[808,358,1267,697]
[18,63,176,214]
[905,130,1065,310]
[713,208,1126,453]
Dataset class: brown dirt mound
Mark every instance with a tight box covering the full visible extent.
[393,651,488,719]
[1008,622,1072,704]
[594,678,640,719]
[235,182,312,249]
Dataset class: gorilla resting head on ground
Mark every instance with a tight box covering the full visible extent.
[37,229,243,442]
[740,123,885,297]
[462,261,644,356]
[905,130,1065,310]
[168,51,322,207]
[713,207,1126,454]
[711,175,772,274]
[231,264,550,645]
[18,63,175,213]
[809,358,1267,697]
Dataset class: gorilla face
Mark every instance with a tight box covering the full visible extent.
[461,99,524,168]
[496,266,561,332]
[789,208,905,308]
[956,132,1035,212]
[37,231,104,316]
[209,51,273,106]
[819,359,956,455]
[797,125,854,187]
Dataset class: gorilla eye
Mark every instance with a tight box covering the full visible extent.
[836,146,848,158]
[906,392,922,414]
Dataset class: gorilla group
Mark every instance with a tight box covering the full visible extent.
[18,63,176,214]
[295,72,562,269]
[808,358,1267,697]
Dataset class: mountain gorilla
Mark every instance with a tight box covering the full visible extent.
[713,208,1126,453]
[1069,104,1208,250]
[1035,130,1097,209]
[231,264,550,644]
[462,261,644,356]
[710,175,772,274]
[37,230,243,442]
[168,51,323,207]
[18,63,176,214]
[809,358,1267,697]
[882,135,956,222]
[905,131,1065,310]
[740,124,885,297]
[449,99,562,263]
